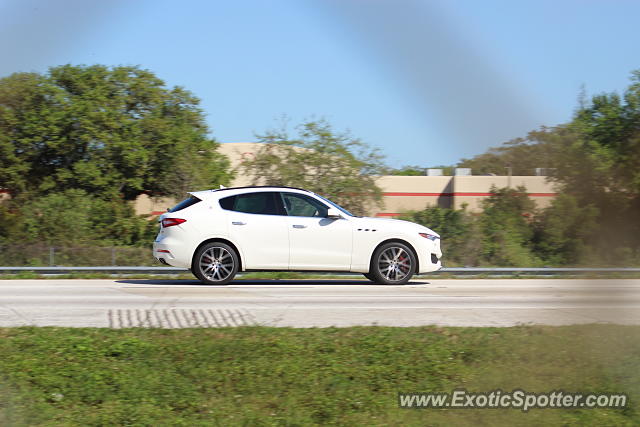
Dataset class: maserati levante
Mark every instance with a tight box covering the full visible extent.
[153,186,442,285]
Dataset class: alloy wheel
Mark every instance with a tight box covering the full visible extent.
[200,246,235,282]
[378,246,412,282]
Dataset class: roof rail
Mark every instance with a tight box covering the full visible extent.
[211,185,313,193]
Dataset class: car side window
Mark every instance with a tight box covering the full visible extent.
[219,192,285,215]
[219,195,235,211]
[281,192,328,217]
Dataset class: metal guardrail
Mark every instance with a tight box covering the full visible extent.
[0,266,188,274]
[0,266,639,275]
[437,267,640,274]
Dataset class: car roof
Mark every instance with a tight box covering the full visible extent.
[189,186,314,200]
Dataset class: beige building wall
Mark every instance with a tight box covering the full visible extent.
[218,142,313,187]
[374,176,453,216]
[451,176,557,211]
[217,142,265,187]
[134,193,177,216]
[134,142,267,215]
[369,176,556,216]
[132,143,558,217]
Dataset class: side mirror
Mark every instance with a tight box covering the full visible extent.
[326,207,342,219]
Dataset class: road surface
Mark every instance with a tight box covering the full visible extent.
[0,278,639,328]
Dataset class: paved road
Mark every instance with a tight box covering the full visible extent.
[0,279,639,328]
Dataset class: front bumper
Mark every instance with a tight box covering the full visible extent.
[417,237,443,273]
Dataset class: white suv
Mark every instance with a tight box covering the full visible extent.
[153,186,442,285]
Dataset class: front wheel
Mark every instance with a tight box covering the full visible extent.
[369,242,416,285]
[363,272,376,282]
[192,242,239,285]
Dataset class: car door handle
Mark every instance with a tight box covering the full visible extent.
[292,224,307,229]
[232,221,246,226]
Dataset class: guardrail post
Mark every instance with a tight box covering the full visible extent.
[49,247,55,266]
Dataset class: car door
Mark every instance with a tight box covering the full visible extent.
[280,192,353,271]
[220,191,289,270]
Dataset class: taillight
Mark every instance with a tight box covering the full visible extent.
[162,218,187,228]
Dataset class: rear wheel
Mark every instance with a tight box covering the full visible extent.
[370,242,416,285]
[192,242,239,285]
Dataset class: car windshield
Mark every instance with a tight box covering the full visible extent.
[315,194,356,217]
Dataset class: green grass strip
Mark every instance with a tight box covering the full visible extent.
[0,325,638,426]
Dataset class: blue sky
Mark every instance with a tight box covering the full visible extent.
[1,0,639,167]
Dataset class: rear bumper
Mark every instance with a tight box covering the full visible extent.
[153,237,192,268]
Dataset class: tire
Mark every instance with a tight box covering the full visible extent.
[369,242,416,285]
[363,272,376,282]
[192,242,239,285]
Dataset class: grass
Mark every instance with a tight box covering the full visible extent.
[0,325,638,426]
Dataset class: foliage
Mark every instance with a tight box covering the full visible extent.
[405,187,544,266]
[388,165,425,175]
[3,190,156,246]
[394,135,556,177]
[520,73,640,262]
[2,63,640,265]
[389,165,455,176]
[0,244,156,267]
[456,136,557,176]
[532,194,599,265]
[407,69,640,265]
[569,72,640,200]
[0,325,638,426]
[549,74,640,260]
[239,119,385,215]
[478,186,541,266]
[0,64,232,200]
[0,204,17,247]
[400,205,479,265]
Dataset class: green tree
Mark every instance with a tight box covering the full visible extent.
[400,188,542,267]
[389,165,455,176]
[533,194,599,265]
[444,69,640,265]
[478,186,541,266]
[0,64,231,200]
[457,135,556,176]
[0,203,17,246]
[542,71,640,261]
[239,119,385,215]
[400,205,479,266]
[389,166,425,176]
[15,190,155,246]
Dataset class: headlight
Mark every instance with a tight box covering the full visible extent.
[419,233,440,241]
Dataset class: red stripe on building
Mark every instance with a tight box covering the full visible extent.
[383,192,556,197]
[453,192,557,197]
[383,192,452,197]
